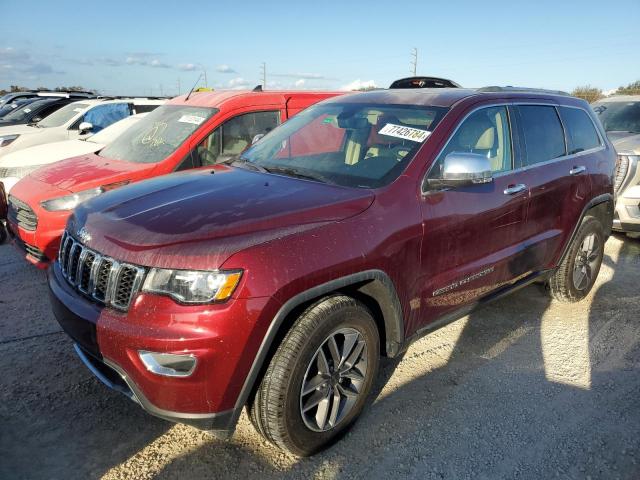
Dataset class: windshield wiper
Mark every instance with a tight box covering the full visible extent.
[219,156,269,173]
[264,166,336,185]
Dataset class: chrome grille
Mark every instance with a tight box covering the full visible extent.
[614,155,630,193]
[58,231,145,311]
[7,195,38,231]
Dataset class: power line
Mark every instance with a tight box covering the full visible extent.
[410,47,418,76]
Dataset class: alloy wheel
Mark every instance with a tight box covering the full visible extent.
[299,327,368,432]
[572,233,600,291]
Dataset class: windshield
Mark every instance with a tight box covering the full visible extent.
[38,102,88,128]
[240,103,448,188]
[0,98,35,118]
[2,99,50,122]
[99,105,217,163]
[593,101,640,133]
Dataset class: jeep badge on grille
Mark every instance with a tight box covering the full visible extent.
[76,227,91,244]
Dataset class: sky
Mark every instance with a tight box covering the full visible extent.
[1,0,638,96]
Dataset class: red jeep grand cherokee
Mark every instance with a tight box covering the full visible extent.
[49,87,615,456]
[7,89,340,267]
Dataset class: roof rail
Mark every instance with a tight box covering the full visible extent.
[477,86,570,96]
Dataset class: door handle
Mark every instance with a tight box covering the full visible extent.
[570,166,586,175]
[503,184,527,195]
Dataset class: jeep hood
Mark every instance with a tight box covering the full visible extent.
[71,165,375,270]
[609,132,640,155]
[29,152,154,191]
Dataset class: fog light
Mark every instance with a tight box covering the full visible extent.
[138,351,197,377]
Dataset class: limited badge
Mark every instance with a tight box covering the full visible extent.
[378,123,431,142]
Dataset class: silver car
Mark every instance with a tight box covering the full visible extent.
[593,95,640,236]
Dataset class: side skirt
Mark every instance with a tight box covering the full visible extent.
[399,269,553,353]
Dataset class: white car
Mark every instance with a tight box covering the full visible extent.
[0,113,147,193]
[0,97,165,160]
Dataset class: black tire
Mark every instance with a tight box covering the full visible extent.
[549,216,605,302]
[248,295,380,456]
[0,223,6,244]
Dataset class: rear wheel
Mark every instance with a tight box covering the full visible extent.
[248,295,379,456]
[549,216,604,302]
[0,222,6,244]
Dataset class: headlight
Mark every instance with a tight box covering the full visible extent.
[142,269,242,304]
[0,135,19,147]
[39,180,130,212]
[40,187,103,211]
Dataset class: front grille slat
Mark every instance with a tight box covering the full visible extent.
[7,195,38,231]
[614,155,630,193]
[56,231,145,311]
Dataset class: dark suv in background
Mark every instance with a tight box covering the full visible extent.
[49,87,615,456]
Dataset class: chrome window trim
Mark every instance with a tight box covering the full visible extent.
[422,101,606,194]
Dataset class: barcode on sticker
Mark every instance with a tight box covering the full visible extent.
[178,115,205,125]
[378,123,430,142]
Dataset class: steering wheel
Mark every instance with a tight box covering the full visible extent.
[365,143,411,162]
[197,147,218,166]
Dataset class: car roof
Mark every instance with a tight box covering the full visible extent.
[64,98,166,109]
[167,90,342,109]
[322,87,580,108]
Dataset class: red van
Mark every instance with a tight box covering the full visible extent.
[7,89,341,266]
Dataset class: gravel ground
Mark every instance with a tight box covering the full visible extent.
[1,234,639,480]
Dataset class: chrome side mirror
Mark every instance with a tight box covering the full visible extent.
[427,152,493,189]
[78,121,93,134]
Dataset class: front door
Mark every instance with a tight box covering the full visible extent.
[416,105,530,329]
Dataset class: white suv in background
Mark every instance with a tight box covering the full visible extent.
[0,98,166,159]
[0,113,148,194]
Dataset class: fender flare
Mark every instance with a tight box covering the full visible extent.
[230,269,405,424]
[557,192,614,266]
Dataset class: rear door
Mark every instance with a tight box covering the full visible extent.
[418,104,531,326]
[511,104,595,270]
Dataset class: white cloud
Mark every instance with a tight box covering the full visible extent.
[271,72,328,80]
[126,56,170,68]
[179,63,198,71]
[228,77,250,89]
[294,79,305,87]
[217,64,237,74]
[340,79,377,91]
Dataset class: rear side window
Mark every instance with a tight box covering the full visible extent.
[558,107,601,155]
[517,105,566,166]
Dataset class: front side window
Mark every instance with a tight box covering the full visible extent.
[592,100,640,134]
[37,102,89,128]
[99,105,217,164]
[78,103,131,132]
[193,111,280,166]
[241,103,448,188]
[430,106,512,178]
[517,105,566,166]
[558,107,601,155]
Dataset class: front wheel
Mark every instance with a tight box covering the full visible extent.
[549,216,605,302]
[0,222,7,244]
[248,295,380,456]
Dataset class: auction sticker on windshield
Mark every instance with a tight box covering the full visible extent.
[178,115,206,125]
[378,123,430,142]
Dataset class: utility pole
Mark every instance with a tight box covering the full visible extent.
[203,69,208,87]
[260,62,266,89]
[410,47,418,76]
